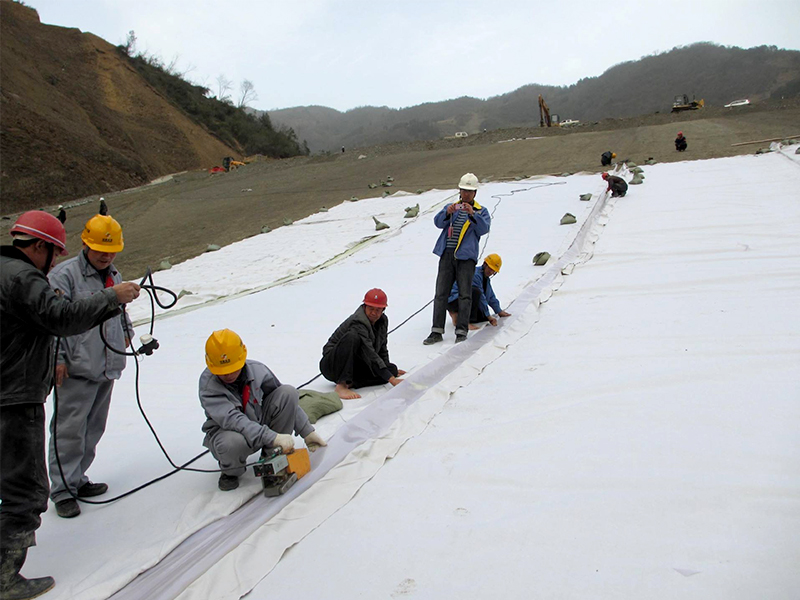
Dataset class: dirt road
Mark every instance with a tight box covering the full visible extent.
[2,102,798,279]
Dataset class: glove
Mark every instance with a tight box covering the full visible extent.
[304,431,327,452]
[272,433,295,453]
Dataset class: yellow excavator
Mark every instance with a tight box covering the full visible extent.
[539,94,559,127]
[672,94,704,113]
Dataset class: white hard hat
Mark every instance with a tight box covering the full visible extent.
[458,173,479,191]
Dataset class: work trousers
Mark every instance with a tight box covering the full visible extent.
[432,249,475,337]
[208,385,312,477]
[48,376,114,503]
[447,286,490,324]
[0,404,48,550]
[319,330,395,388]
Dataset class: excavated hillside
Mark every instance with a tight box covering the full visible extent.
[0,0,238,212]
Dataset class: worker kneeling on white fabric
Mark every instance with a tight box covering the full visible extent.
[199,329,326,492]
[447,253,511,330]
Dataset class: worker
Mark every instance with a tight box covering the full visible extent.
[423,173,491,345]
[600,151,616,166]
[447,253,511,329]
[602,172,628,197]
[320,288,405,400]
[675,131,687,152]
[199,329,326,491]
[0,211,140,600]
[47,214,133,519]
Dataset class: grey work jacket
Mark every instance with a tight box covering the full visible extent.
[0,246,121,406]
[199,360,312,449]
[49,251,132,381]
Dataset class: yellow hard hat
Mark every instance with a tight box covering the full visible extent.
[484,253,502,273]
[611,152,617,158]
[81,214,124,253]
[205,329,247,375]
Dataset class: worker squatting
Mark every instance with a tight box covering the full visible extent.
[0,168,630,598]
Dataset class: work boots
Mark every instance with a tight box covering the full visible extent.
[218,474,239,491]
[77,482,108,497]
[422,332,443,345]
[0,548,55,600]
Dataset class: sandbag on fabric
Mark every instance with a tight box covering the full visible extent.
[298,390,343,424]
[630,175,644,185]
[560,213,577,225]
[532,251,551,265]
[630,167,643,174]
[580,193,592,201]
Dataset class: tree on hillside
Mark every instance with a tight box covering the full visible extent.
[216,75,233,104]
[238,80,258,108]
[123,30,137,56]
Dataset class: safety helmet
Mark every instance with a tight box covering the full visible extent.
[602,172,609,180]
[81,214,124,253]
[484,253,502,273]
[10,211,69,256]
[363,288,388,308]
[205,329,247,375]
[677,131,683,136]
[611,152,617,158]
[458,173,479,191]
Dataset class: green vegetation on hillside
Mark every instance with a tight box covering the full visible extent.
[120,48,308,158]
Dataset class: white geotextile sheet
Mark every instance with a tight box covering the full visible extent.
[237,151,800,599]
[29,176,604,599]
[124,189,456,323]
[115,178,614,599]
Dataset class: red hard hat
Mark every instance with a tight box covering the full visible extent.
[363,288,388,308]
[10,211,69,256]
[677,131,683,136]
[601,172,609,180]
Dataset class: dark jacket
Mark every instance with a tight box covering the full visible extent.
[675,136,687,151]
[601,151,614,166]
[0,246,121,406]
[322,305,395,381]
[606,175,628,197]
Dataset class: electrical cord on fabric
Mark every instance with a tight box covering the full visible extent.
[53,180,565,503]
[51,268,258,507]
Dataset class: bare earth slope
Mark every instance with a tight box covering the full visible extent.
[0,0,237,212]
[2,100,797,279]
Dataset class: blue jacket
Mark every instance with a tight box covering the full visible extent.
[448,265,502,316]
[432,201,491,261]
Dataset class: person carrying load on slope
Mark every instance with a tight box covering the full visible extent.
[320,288,406,400]
[602,172,628,198]
[0,211,140,600]
[47,214,133,520]
[447,253,511,330]
[675,131,688,152]
[199,329,327,492]
[423,173,491,345]
[600,151,616,166]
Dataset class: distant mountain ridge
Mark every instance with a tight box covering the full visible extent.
[268,43,800,152]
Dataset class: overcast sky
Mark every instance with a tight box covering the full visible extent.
[29,0,800,113]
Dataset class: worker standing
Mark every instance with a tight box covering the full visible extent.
[0,211,139,600]
[675,131,688,152]
[447,253,511,330]
[47,214,133,519]
[600,151,616,166]
[320,288,405,400]
[423,173,491,345]
[199,330,326,491]
[602,172,628,197]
